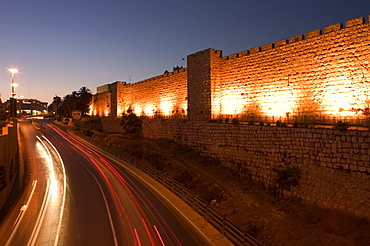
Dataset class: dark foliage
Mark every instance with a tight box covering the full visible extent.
[120,109,143,137]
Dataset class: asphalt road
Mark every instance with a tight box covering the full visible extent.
[0,119,217,246]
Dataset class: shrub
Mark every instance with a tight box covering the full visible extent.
[273,166,301,190]
[232,118,240,125]
[334,121,349,131]
[121,109,143,137]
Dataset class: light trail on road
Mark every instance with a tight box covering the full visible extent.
[48,123,208,245]
[41,135,67,246]
[6,180,38,246]
[4,122,67,246]
[48,124,163,245]
[2,120,216,245]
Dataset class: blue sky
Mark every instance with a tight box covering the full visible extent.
[1,0,369,103]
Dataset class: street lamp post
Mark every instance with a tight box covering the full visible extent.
[8,68,19,118]
[8,68,18,98]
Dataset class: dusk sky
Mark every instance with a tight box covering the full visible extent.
[1,0,369,103]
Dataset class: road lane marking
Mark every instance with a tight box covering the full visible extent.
[27,179,51,246]
[86,159,119,246]
[5,180,38,246]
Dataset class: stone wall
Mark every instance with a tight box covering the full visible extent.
[190,16,370,121]
[142,119,370,219]
[95,15,370,219]
[187,49,222,121]
[0,123,18,210]
[116,68,187,117]
[91,69,188,118]
[90,91,111,117]
[101,118,123,133]
[92,16,370,123]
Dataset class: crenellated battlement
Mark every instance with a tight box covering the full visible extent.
[221,15,369,62]
[91,15,370,220]
[124,67,187,88]
[188,48,222,59]
[93,13,370,122]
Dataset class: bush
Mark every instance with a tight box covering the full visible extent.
[274,166,301,190]
[334,121,349,131]
[121,109,143,137]
[232,118,240,125]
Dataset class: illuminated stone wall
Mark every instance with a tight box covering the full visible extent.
[193,16,370,121]
[0,124,18,210]
[91,69,187,118]
[142,119,370,219]
[92,16,370,121]
[95,15,370,219]
[90,91,111,117]
[187,49,222,121]
[116,69,187,117]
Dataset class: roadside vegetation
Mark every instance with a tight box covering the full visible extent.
[73,112,370,246]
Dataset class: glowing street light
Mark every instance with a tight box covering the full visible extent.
[8,67,19,98]
[8,67,19,119]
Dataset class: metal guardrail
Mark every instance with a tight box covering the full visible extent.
[76,132,264,246]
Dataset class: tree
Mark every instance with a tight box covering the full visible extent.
[120,109,142,137]
[61,91,78,117]
[77,86,92,116]
[59,87,93,117]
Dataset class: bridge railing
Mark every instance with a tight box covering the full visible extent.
[75,131,264,246]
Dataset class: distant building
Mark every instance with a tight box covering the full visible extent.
[4,98,48,116]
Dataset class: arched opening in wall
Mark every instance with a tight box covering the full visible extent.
[9,159,15,182]
[0,165,7,192]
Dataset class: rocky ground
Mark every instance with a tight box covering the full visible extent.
[80,130,370,246]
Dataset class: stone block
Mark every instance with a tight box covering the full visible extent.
[289,34,304,43]
[306,29,322,39]
[275,39,288,47]
[324,23,343,34]
[346,17,365,28]
[238,50,249,57]
[250,47,261,54]
[262,43,274,51]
